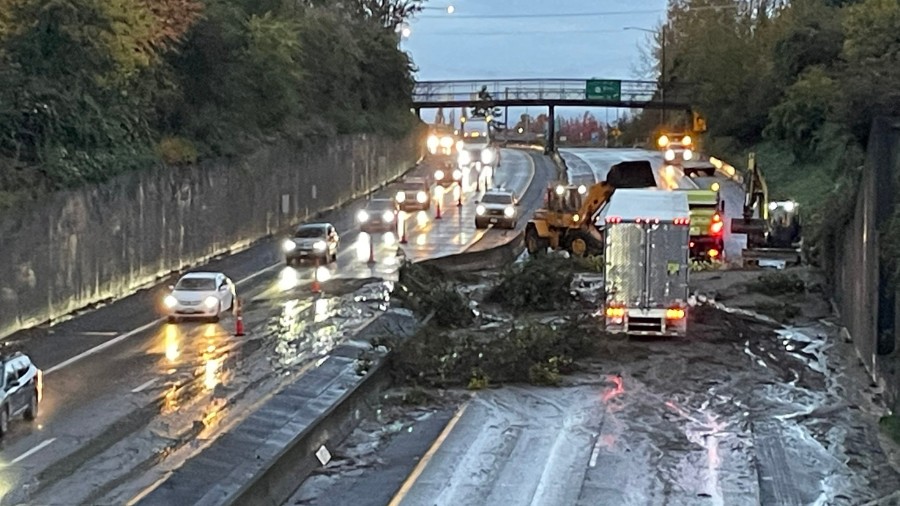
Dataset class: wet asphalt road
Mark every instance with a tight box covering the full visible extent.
[0,149,546,504]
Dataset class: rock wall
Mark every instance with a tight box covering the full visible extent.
[0,134,420,339]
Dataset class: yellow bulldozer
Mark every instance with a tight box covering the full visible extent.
[524,161,658,257]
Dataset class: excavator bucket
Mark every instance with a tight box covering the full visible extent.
[730,217,767,235]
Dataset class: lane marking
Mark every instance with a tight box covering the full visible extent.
[45,319,161,375]
[131,378,159,393]
[588,434,602,467]
[77,331,118,337]
[10,438,56,465]
[388,401,471,506]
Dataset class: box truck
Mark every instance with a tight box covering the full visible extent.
[599,189,691,336]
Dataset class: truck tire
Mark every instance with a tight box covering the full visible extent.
[565,230,603,257]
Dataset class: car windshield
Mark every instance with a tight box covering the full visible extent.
[176,277,216,291]
[400,183,425,191]
[294,227,325,238]
[482,193,512,204]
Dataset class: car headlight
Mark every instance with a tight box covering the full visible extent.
[476,204,486,215]
[395,191,406,203]
[481,149,494,164]
[417,191,428,204]
[664,149,675,161]
[282,239,296,252]
[504,206,515,218]
[456,140,465,152]
[440,136,453,148]
[427,135,439,152]
[313,240,327,251]
[357,210,369,223]
[435,170,445,180]
[164,295,177,308]
[458,151,471,165]
[382,210,395,222]
[452,169,462,180]
[683,149,693,160]
[204,296,219,309]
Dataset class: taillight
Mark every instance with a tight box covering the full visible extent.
[709,214,724,235]
[605,216,622,224]
[665,308,685,320]
[673,217,690,225]
[605,306,626,318]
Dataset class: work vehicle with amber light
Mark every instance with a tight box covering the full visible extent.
[657,132,694,164]
[681,189,725,260]
[600,189,691,337]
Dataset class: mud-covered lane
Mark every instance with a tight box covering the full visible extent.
[0,149,549,505]
[294,268,900,506]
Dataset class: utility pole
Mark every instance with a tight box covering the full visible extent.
[661,23,667,126]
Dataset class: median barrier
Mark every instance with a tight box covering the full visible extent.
[136,227,525,506]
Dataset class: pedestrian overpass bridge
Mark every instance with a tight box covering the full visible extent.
[412,78,695,151]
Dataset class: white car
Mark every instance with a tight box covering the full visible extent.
[163,272,236,323]
[283,223,340,264]
[475,189,519,229]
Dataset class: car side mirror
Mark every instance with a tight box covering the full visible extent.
[219,285,228,291]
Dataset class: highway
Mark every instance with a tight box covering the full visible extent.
[0,148,552,505]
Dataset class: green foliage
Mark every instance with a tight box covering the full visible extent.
[765,66,841,155]
[388,318,597,388]
[486,255,579,312]
[394,262,475,329]
[879,414,900,444]
[0,0,417,207]
[747,272,807,296]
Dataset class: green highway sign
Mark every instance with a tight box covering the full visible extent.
[586,79,621,101]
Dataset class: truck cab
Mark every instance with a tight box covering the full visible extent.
[458,117,500,172]
[683,189,725,260]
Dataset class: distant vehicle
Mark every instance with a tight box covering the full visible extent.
[282,223,340,265]
[426,125,461,158]
[394,177,431,212]
[475,189,519,229]
[458,117,501,170]
[163,272,236,323]
[681,189,725,260]
[1,351,42,436]
[357,198,398,233]
[600,189,691,337]
[433,162,462,188]
[657,132,694,164]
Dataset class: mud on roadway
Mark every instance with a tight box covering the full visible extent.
[288,265,900,506]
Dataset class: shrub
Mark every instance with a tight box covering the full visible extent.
[486,255,578,312]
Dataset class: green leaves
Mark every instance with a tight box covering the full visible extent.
[0,0,417,204]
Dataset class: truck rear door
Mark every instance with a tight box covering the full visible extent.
[646,223,690,307]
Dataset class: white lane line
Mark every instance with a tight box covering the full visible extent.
[131,378,159,393]
[588,434,602,467]
[45,259,288,375]
[45,319,161,375]
[78,331,118,337]
[10,438,56,465]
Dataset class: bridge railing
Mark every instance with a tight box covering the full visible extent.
[412,78,693,106]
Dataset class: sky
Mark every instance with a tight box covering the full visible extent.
[401,0,669,125]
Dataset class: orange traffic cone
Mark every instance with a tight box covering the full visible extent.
[367,235,376,264]
[311,260,321,294]
[234,299,245,336]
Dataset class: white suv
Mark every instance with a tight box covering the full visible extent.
[1,352,42,436]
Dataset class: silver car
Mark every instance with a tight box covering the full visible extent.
[283,223,340,265]
[475,190,519,229]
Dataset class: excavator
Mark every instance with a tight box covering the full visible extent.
[730,153,802,266]
[524,161,657,257]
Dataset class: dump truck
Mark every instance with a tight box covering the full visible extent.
[601,189,691,337]
[524,160,658,257]
[730,153,802,266]
[682,189,725,260]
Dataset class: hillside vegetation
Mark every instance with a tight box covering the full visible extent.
[0,0,421,209]
[620,0,900,257]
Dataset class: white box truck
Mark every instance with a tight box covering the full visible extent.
[598,189,691,336]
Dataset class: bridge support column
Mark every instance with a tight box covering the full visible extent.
[545,105,556,154]
[414,108,421,119]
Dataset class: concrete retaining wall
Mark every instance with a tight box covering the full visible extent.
[825,117,900,410]
[0,134,420,340]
